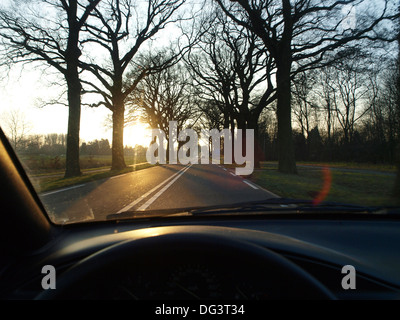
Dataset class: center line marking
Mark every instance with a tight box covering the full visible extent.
[117,164,190,213]
[110,173,129,179]
[137,164,192,211]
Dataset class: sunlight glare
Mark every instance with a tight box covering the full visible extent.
[124,121,152,148]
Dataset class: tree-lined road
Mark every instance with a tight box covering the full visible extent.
[39,164,277,223]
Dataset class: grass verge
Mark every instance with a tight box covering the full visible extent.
[32,163,154,194]
[248,164,398,207]
[262,161,396,172]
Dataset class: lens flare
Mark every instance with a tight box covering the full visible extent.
[313,166,332,206]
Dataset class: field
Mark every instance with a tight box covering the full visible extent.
[18,154,148,175]
[33,162,154,193]
[18,154,152,193]
[248,162,399,207]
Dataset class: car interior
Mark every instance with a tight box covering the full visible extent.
[1,127,400,302]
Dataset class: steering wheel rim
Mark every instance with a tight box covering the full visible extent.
[36,231,336,300]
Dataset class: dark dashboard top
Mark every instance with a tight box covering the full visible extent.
[2,214,399,300]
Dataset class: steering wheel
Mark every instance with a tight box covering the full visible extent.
[36,231,335,300]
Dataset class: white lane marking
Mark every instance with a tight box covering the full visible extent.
[230,172,236,176]
[110,173,129,179]
[41,184,86,196]
[243,180,259,190]
[137,164,192,211]
[117,165,190,213]
[222,168,227,171]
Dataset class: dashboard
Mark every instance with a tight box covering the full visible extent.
[1,214,400,300]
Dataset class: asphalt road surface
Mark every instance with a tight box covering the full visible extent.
[39,164,277,223]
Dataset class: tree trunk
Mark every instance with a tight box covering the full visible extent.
[272,0,297,174]
[166,134,171,163]
[247,115,262,169]
[276,57,297,174]
[64,78,82,178]
[64,15,82,178]
[230,115,235,165]
[111,103,127,170]
[236,116,246,163]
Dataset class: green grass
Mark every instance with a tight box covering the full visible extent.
[33,162,154,193]
[249,165,398,207]
[18,154,148,175]
[261,161,396,172]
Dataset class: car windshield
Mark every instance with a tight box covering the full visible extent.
[0,0,399,224]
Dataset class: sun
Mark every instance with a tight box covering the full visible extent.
[124,121,152,147]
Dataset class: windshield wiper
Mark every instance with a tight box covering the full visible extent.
[189,198,399,215]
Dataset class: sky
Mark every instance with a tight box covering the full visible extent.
[0,0,190,148]
[0,67,108,141]
[0,0,394,149]
[0,66,152,147]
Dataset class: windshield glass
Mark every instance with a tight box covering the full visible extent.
[0,0,399,224]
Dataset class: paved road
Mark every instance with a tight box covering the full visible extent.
[39,164,277,223]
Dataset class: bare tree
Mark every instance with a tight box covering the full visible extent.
[197,100,226,131]
[330,52,371,145]
[184,9,276,167]
[0,108,33,152]
[129,63,196,161]
[79,0,188,170]
[215,0,397,173]
[314,65,337,149]
[292,71,316,140]
[0,0,101,177]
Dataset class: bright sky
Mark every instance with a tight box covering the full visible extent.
[0,66,152,147]
[2,0,389,149]
[0,0,200,148]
